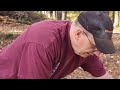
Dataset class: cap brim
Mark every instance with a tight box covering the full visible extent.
[94,37,116,54]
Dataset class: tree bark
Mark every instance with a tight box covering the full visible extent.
[113,11,119,27]
[62,11,67,20]
[57,11,62,20]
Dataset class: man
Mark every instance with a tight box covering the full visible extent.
[0,11,116,79]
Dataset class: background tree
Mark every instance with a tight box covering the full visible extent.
[113,11,119,27]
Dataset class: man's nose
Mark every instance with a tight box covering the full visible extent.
[94,50,101,57]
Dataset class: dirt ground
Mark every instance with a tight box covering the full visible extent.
[0,16,120,79]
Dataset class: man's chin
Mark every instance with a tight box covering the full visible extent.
[80,54,92,58]
[75,51,91,58]
[80,55,89,58]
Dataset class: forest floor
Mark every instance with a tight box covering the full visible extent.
[0,16,120,79]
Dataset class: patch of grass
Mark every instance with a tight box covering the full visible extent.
[0,32,20,49]
[0,32,19,40]
[5,33,14,39]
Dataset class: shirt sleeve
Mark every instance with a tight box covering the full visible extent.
[17,42,53,79]
[81,55,106,77]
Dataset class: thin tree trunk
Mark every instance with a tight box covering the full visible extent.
[112,11,115,23]
[62,11,67,20]
[55,11,57,18]
[47,11,51,18]
[113,11,119,27]
[118,11,120,27]
[52,11,56,19]
[57,11,62,20]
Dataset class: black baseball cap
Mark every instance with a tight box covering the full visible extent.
[77,11,116,54]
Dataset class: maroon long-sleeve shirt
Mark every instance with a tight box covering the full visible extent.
[0,20,106,79]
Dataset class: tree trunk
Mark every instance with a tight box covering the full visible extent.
[118,11,120,27]
[52,11,56,19]
[112,11,115,23]
[62,11,67,20]
[47,11,51,18]
[57,11,62,20]
[55,11,57,18]
[113,11,119,27]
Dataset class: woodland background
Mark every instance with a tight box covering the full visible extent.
[0,11,120,79]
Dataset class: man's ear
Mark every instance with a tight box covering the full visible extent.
[75,28,83,40]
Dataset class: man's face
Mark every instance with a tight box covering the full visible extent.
[72,27,101,58]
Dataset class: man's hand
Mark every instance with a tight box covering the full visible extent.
[93,72,113,79]
[94,50,101,57]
